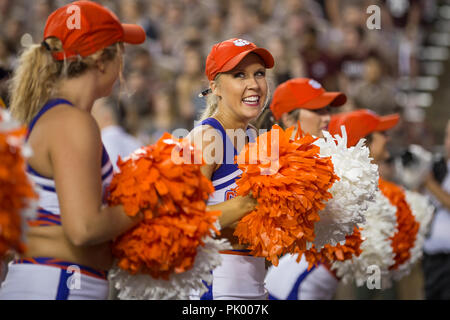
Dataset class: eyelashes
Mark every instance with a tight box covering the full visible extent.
[232,70,266,78]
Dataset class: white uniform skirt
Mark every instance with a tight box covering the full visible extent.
[265,254,338,300]
[0,258,109,300]
[212,252,267,300]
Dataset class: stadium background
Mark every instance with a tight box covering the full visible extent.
[1,0,449,299]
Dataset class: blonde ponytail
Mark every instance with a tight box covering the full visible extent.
[9,39,63,124]
[199,74,223,122]
[9,38,122,125]
[199,93,219,121]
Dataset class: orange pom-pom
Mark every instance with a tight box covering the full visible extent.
[233,125,339,265]
[112,210,220,279]
[0,111,37,258]
[107,133,221,279]
[301,227,364,270]
[378,178,419,270]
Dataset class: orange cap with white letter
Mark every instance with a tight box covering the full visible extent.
[43,1,146,61]
[329,109,400,147]
[205,38,274,81]
[269,78,347,120]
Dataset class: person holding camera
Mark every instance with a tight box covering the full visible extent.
[422,119,450,300]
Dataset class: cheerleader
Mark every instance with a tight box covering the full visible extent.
[331,110,433,297]
[266,108,401,299]
[422,120,450,299]
[328,109,400,163]
[257,78,346,137]
[188,38,274,300]
[257,78,347,299]
[0,1,146,300]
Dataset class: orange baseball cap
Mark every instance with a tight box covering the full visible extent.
[43,1,146,61]
[205,38,274,81]
[329,109,400,147]
[269,78,347,120]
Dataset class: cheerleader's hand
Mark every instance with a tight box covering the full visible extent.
[226,192,257,229]
[207,192,258,229]
[238,192,258,215]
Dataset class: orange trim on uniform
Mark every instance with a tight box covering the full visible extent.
[219,250,253,256]
[27,209,62,227]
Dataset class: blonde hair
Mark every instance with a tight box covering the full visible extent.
[199,74,222,121]
[9,38,122,124]
[199,93,219,121]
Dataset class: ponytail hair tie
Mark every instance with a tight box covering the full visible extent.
[198,88,212,98]
[41,41,51,51]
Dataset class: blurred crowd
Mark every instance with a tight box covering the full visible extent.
[0,0,449,300]
[0,0,444,149]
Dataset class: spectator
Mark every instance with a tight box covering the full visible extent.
[126,47,153,74]
[30,0,56,42]
[0,66,10,106]
[91,97,143,172]
[336,25,372,95]
[143,86,181,144]
[0,35,11,104]
[202,10,226,52]
[120,69,152,135]
[352,53,399,115]
[0,35,13,73]
[422,120,450,299]
[0,0,446,301]
[3,17,24,55]
[299,25,340,91]
[265,36,303,86]
[175,45,205,126]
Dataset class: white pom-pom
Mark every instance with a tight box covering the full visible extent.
[0,109,17,132]
[0,109,38,240]
[331,190,397,289]
[109,237,231,300]
[312,128,379,248]
[390,191,435,282]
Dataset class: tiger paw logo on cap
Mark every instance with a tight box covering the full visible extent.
[233,39,251,47]
[309,79,322,90]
